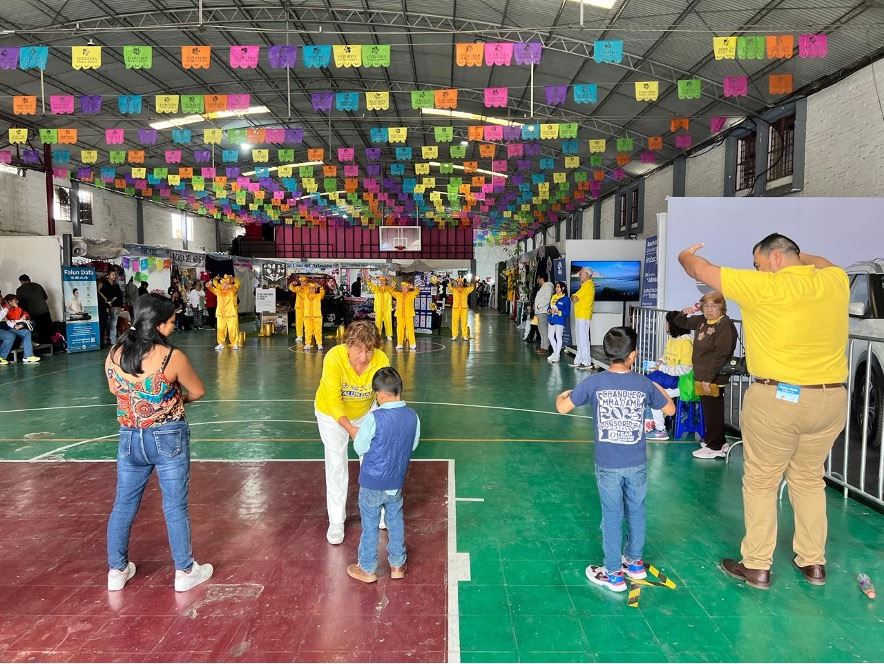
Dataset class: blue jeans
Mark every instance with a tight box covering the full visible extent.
[358,486,406,573]
[107,421,193,571]
[596,464,648,574]
[0,327,34,359]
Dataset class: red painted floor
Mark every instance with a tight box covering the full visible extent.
[0,461,450,663]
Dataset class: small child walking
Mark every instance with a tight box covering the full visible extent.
[347,367,421,583]
[556,326,675,592]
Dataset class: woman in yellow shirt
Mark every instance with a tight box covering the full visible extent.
[314,320,390,544]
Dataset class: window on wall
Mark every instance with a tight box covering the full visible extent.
[735,132,757,193]
[613,180,644,237]
[767,113,796,187]
[617,192,628,235]
[171,213,193,242]
[53,186,93,225]
[53,186,72,222]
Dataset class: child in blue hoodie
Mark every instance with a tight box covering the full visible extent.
[347,367,421,583]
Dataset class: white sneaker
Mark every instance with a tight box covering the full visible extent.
[395,345,403,350]
[326,523,344,545]
[108,562,136,591]
[451,337,458,341]
[231,345,239,351]
[22,356,41,363]
[692,446,726,459]
[174,561,214,592]
[295,336,303,342]
[317,346,324,351]
[387,336,393,341]
[410,345,417,350]
[214,344,224,351]
[303,345,312,351]
[0,358,8,365]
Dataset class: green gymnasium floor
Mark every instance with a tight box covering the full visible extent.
[0,310,882,663]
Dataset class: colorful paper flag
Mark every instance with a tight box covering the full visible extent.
[230,45,260,68]
[485,42,513,66]
[13,96,36,115]
[634,81,659,101]
[181,46,211,69]
[677,79,701,100]
[333,45,362,68]
[544,85,567,106]
[514,41,542,65]
[155,95,180,113]
[366,91,389,111]
[799,34,827,58]
[362,45,390,68]
[0,47,19,70]
[123,45,152,69]
[736,35,765,60]
[456,43,484,67]
[593,39,623,64]
[573,83,598,104]
[767,35,794,59]
[723,75,748,97]
[484,87,508,108]
[72,46,102,69]
[712,37,737,60]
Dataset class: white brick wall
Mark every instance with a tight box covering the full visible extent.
[0,173,241,251]
[641,166,673,237]
[684,145,726,198]
[568,59,884,243]
[800,62,884,197]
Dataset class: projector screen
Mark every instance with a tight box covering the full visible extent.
[379,226,422,252]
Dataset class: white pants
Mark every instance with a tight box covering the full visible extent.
[575,318,592,366]
[650,387,681,429]
[316,409,370,526]
[548,324,564,360]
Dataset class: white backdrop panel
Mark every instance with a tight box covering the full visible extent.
[663,197,884,317]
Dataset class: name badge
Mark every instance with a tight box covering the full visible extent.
[775,383,801,403]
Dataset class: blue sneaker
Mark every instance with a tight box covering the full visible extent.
[621,557,648,580]
[645,429,670,441]
[585,565,627,592]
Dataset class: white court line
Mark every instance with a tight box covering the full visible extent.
[455,497,485,502]
[2,398,591,419]
[28,419,318,460]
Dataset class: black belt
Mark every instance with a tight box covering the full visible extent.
[754,378,845,390]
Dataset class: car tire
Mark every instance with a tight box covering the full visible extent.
[852,361,884,449]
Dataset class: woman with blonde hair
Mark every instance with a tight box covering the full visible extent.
[314,320,390,544]
[672,291,738,459]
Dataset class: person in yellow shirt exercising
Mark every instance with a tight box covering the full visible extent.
[206,275,240,351]
[288,276,310,342]
[314,320,390,544]
[303,283,325,351]
[392,281,420,350]
[450,277,475,341]
[366,276,394,340]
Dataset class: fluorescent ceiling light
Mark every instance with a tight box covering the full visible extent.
[568,0,617,8]
[460,140,469,146]
[242,160,323,176]
[295,191,346,201]
[240,143,252,151]
[149,105,270,130]
[421,108,523,127]
[428,161,508,179]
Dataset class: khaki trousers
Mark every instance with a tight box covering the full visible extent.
[739,382,847,570]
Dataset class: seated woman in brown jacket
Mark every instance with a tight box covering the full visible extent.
[672,291,738,459]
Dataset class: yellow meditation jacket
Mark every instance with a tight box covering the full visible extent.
[289,283,311,312]
[451,285,474,309]
[367,281,394,313]
[207,278,239,317]
[304,287,325,317]
[392,290,419,319]
[314,345,391,421]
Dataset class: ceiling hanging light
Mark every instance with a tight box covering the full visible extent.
[568,0,617,8]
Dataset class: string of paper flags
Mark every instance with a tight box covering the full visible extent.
[3,73,800,118]
[0,35,826,73]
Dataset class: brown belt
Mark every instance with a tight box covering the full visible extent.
[754,378,845,389]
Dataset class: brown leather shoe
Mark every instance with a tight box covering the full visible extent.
[721,558,771,590]
[793,558,826,586]
[390,563,407,580]
[346,564,378,583]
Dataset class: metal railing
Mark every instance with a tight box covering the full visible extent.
[631,306,883,508]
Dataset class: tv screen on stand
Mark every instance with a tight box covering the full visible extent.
[569,260,642,302]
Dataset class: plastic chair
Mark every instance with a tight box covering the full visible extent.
[673,398,706,440]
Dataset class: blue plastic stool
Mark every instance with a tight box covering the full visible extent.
[673,399,706,440]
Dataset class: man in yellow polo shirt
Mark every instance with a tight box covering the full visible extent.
[679,233,848,591]
[570,268,595,368]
